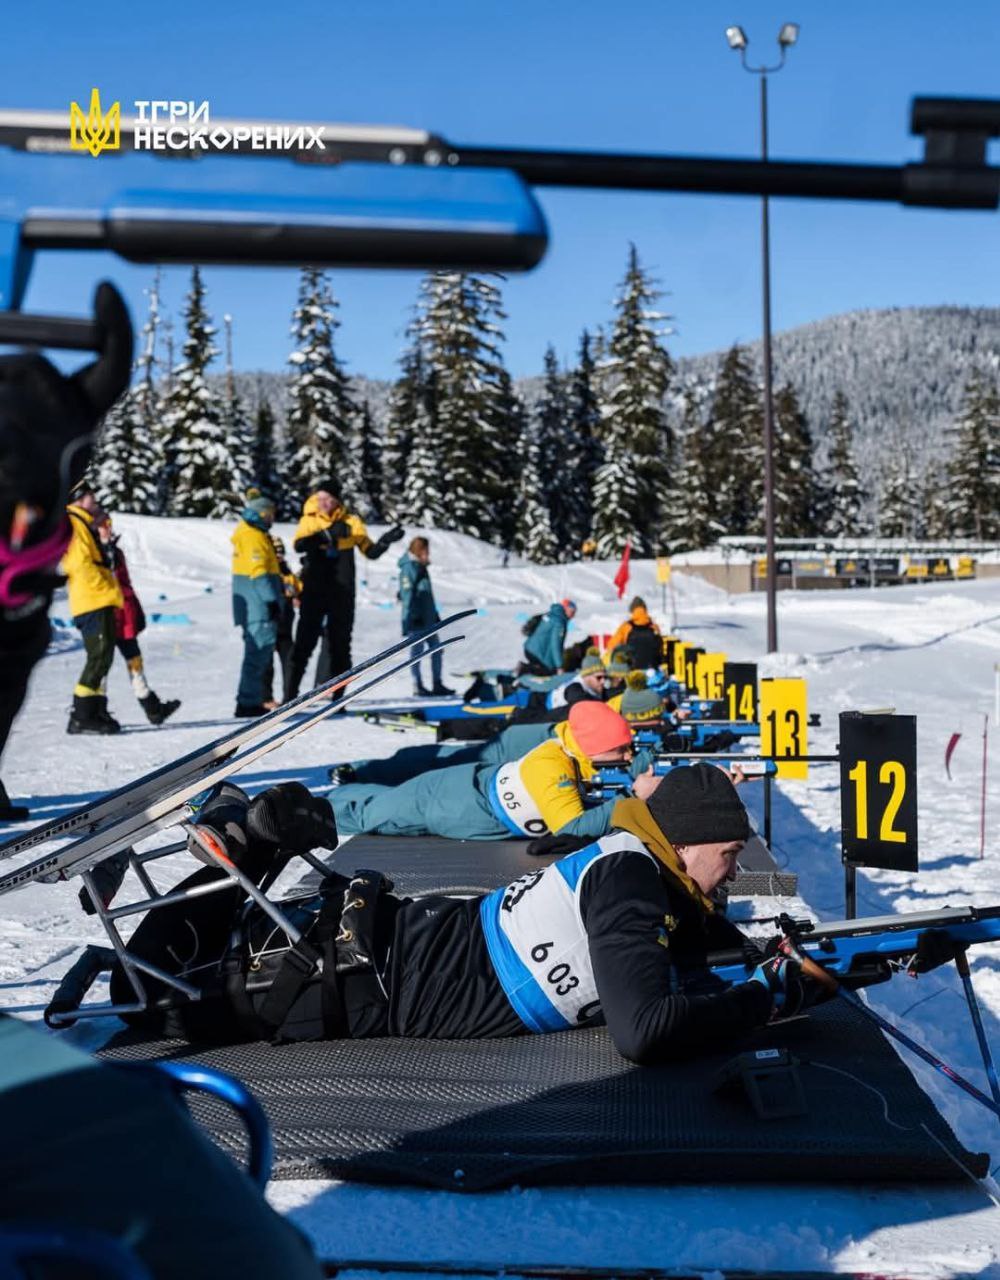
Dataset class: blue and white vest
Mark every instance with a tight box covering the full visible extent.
[479,831,655,1032]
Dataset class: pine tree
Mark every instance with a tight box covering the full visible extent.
[494,368,525,553]
[286,268,355,507]
[877,440,917,538]
[515,406,559,563]
[159,268,233,517]
[218,314,253,507]
[704,345,763,536]
[768,382,819,537]
[532,346,575,559]
[942,372,1000,539]
[248,388,286,511]
[417,272,511,542]
[357,402,385,521]
[822,390,863,538]
[383,338,428,519]
[92,272,161,514]
[661,389,716,553]
[592,246,674,556]
[561,329,603,556]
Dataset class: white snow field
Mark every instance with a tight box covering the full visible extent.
[2,514,1000,1276]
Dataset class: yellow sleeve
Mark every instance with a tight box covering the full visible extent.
[521,743,585,834]
[604,620,631,657]
[340,512,375,555]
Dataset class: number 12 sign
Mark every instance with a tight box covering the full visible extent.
[839,711,918,872]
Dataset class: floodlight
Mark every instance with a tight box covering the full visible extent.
[725,26,748,50]
[778,22,799,48]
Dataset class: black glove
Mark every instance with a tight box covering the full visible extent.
[374,524,404,553]
[266,600,281,622]
[526,831,594,859]
[913,928,969,974]
[749,952,830,1018]
[247,781,338,853]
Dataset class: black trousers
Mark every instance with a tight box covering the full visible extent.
[74,606,117,695]
[288,585,354,695]
[263,632,294,703]
[0,610,49,765]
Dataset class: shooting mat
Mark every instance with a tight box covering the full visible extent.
[101,999,985,1191]
[296,833,797,898]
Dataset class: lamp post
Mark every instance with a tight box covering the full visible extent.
[725,22,799,654]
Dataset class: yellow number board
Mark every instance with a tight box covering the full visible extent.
[695,652,726,700]
[760,678,808,779]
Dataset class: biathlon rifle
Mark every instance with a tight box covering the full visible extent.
[710,906,1000,1122]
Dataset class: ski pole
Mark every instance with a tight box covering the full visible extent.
[954,948,1000,1114]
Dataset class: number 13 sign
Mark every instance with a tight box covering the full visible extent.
[839,711,918,872]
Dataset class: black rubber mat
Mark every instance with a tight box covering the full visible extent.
[301,833,797,898]
[101,1000,985,1191]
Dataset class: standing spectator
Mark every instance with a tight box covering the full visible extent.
[521,599,577,677]
[399,536,453,697]
[61,485,124,735]
[263,533,301,705]
[285,484,402,698]
[231,494,283,718]
[98,516,180,725]
[604,595,662,669]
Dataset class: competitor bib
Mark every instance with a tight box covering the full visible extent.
[479,831,654,1032]
[490,758,551,837]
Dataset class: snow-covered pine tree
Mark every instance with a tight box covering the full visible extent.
[768,382,819,537]
[916,459,950,539]
[248,386,286,512]
[703,345,763,536]
[218,313,253,508]
[382,337,428,519]
[532,345,575,559]
[821,390,863,537]
[92,272,161,514]
[514,403,559,563]
[417,272,510,542]
[876,439,918,538]
[942,371,1000,539]
[561,329,602,557]
[286,268,355,507]
[592,246,674,556]
[356,402,386,521]
[159,268,233,517]
[660,389,717,553]
[494,368,525,553]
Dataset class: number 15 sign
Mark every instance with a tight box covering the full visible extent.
[839,711,918,872]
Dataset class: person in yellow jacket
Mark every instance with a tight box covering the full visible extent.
[286,484,403,698]
[604,596,663,669]
[331,700,655,840]
[231,495,283,717]
[60,488,125,734]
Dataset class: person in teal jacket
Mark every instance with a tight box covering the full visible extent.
[522,599,576,676]
[399,535,453,697]
[231,495,284,717]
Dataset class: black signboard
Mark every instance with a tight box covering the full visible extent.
[723,661,758,722]
[839,711,918,872]
[683,647,704,690]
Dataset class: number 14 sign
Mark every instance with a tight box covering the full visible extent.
[839,711,918,872]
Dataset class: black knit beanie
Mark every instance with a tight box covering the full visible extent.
[646,763,750,846]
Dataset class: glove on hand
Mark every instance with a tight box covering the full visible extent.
[913,927,969,974]
[247,781,338,853]
[749,953,815,1018]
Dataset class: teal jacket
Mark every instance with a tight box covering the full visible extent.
[523,602,569,672]
[399,552,440,634]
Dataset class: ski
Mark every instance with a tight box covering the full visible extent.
[0,609,475,864]
[0,633,465,897]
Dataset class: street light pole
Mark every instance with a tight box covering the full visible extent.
[726,23,799,654]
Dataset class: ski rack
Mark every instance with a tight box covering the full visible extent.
[37,630,466,1026]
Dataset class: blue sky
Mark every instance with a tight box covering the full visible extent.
[4,0,1000,381]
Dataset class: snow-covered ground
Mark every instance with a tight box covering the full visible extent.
[2,515,1000,1275]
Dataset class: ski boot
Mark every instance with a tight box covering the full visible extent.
[140,690,181,725]
[78,848,130,914]
[327,763,357,786]
[67,694,121,735]
[234,702,267,718]
[0,779,28,822]
[430,682,456,697]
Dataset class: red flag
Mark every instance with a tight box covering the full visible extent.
[613,539,632,600]
[945,732,962,779]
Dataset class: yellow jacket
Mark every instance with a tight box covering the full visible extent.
[231,520,281,580]
[293,496,375,555]
[60,504,123,618]
[491,720,598,837]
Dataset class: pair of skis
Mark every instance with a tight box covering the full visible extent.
[0,610,476,897]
